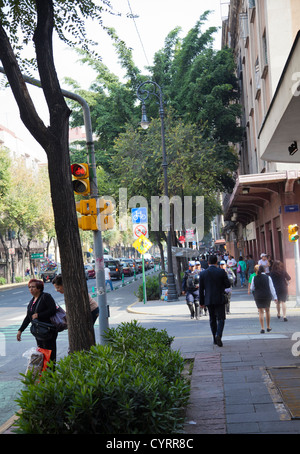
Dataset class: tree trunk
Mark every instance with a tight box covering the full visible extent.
[0,1,95,352]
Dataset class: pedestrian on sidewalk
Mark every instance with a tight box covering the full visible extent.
[248,264,259,295]
[270,260,291,321]
[17,279,58,363]
[182,262,201,319]
[105,265,113,291]
[258,253,270,274]
[237,256,247,287]
[52,275,99,324]
[250,265,278,333]
[219,260,233,314]
[199,255,231,346]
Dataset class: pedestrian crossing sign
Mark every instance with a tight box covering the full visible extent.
[132,234,153,255]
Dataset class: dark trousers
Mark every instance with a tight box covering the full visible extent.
[207,304,226,339]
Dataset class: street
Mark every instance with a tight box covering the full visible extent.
[1,274,300,428]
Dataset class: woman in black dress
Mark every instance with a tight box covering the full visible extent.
[270,260,291,321]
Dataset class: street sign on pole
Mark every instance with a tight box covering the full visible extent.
[131,207,148,224]
[31,253,44,259]
[132,234,153,305]
[133,223,148,239]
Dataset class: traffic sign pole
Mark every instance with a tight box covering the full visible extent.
[142,254,147,304]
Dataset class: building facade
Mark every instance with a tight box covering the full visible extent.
[222,0,300,295]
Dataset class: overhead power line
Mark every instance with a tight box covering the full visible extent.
[127,0,150,66]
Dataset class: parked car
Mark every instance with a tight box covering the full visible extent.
[105,259,123,280]
[135,259,143,273]
[119,258,135,276]
[84,264,95,279]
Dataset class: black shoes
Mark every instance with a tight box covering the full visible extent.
[214,335,223,347]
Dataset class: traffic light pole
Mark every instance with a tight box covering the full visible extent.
[0,66,110,344]
[295,240,300,307]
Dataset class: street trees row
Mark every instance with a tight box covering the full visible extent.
[0,147,55,282]
[66,12,240,251]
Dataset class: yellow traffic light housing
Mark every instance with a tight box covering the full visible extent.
[288,224,299,242]
[99,199,114,231]
[71,163,90,196]
[76,198,98,231]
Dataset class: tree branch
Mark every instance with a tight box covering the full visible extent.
[0,23,49,148]
[34,0,71,132]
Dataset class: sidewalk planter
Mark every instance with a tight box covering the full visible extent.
[13,321,190,434]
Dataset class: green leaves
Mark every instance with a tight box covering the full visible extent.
[14,322,190,434]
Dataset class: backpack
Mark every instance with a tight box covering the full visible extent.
[187,273,199,291]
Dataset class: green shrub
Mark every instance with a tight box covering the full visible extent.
[14,321,190,434]
[136,274,160,301]
[0,277,6,285]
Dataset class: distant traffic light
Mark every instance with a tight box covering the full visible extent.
[99,199,114,231]
[71,163,90,196]
[288,224,299,242]
[76,198,98,231]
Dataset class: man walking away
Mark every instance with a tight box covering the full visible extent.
[200,255,231,346]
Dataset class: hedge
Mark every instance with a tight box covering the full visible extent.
[14,321,190,434]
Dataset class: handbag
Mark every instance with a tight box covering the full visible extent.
[30,319,56,340]
[50,305,67,332]
[237,264,241,273]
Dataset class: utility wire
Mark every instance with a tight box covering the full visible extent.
[127,0,150,66]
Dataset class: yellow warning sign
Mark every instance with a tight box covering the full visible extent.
[132,234,153,255]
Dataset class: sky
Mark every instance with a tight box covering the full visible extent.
[0,0,229,163]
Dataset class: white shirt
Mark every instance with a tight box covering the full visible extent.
[250,272,277,300]
[258,258,269,274]
[227,258,237,269]
[104,267,110,280]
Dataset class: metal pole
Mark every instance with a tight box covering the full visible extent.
[295,240,300,307]
[136,81,178,302]
[0,67,109,343]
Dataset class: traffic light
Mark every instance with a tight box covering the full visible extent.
[71,163,90,196]
[288,224,299,242]
[99,199,114,230]
[76,198,98,231]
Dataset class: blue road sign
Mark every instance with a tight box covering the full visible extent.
[131,207,148,224]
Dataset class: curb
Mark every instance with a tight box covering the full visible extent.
[0,415,19,435]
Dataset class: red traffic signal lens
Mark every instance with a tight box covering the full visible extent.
[71,163,88,177]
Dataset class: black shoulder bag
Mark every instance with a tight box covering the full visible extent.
[30,296,57,341]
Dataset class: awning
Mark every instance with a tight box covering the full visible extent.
[214,239,226,245]
[223,171,300,223]
[259,31,300,162]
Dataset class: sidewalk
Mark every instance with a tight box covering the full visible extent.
[1,288,300,434]
[129,291,300,434]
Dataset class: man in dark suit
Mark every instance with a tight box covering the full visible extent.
[199,255,231,346]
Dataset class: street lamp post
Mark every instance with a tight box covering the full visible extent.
[137,81,178,302]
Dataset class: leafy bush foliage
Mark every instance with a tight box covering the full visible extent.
[14,321,190,434]
[136,275,160,301]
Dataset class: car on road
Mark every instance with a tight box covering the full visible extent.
[135,259,143,273]
[119,258,135,276]
[105,259,123,280]
[84,264,95,279]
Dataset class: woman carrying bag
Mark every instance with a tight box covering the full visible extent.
[17,279,58,363]
[250,265,278,333]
